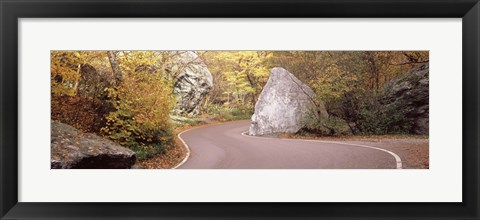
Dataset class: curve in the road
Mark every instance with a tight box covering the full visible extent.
[176,120,403,169]
[172,128,193,169]
[241,132,402,169]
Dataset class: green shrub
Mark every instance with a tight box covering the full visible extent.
[223,108,253,121]
[301,111,351,136]
[206,104,223,115]
[207,104,253,121]
[130,142,166,161]
[356,98,411,135]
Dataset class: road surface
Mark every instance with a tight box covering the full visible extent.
[178,120,402,169]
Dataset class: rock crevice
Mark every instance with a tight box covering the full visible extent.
[168,51,213,116]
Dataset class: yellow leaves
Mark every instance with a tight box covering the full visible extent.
[202,51,270,108]
[113,51,160,74]
[50,51,83,96]
[73,52,82,58]
[102,69,175,148]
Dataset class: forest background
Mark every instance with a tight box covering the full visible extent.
[51,51,428,164]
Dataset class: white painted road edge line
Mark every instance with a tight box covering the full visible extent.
[171,128,193,169]
[241,131,403,169]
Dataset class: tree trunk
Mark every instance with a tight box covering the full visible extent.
[72,63,81,95]
[365,52,380,92]
[245,71,258,111]
[107,51,123,84]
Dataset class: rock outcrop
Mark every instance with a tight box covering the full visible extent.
[77,64,112,97]
[249,67,327,136]
[380,63,429,135]
[51,121,136,169]
[169,51,213,116]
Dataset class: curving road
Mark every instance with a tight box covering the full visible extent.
[178,120,402,169]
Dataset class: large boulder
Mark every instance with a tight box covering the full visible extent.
[380,63,429,135]
[169,51,213,116]
[249,67,327,136]
[51,121,136,169]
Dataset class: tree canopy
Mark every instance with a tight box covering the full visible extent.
[51,50,428,161]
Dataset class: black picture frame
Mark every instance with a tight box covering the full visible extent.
[1,0,478,219]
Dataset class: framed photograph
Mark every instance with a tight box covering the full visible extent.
[1,0,478,219]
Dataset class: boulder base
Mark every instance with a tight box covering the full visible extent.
[249,67,326,136]
[51,121,136,169]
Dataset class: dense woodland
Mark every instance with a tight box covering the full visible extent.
[51,51,428,161]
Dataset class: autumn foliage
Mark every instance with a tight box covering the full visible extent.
[101,70,175,160]
[51,50,428,163]
[51,51,176,160]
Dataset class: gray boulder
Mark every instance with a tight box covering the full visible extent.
[249,67,327,136]
[380,63,429,135]
[51,121,136,169]
[169,51,213,116]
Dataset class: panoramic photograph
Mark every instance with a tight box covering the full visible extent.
[50,51,429,169]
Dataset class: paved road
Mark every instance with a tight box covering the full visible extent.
[178,120,401,169]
